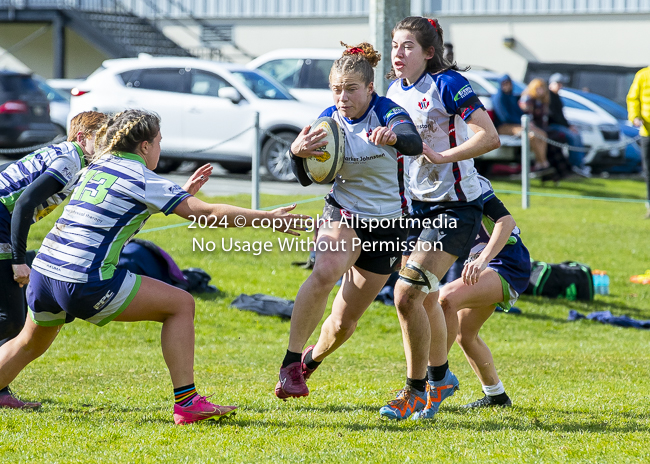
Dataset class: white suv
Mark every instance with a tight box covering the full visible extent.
[69,57,321,180]
[248,48,340,107]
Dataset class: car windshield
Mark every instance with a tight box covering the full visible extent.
[35,78,69,102]
[485,77,526,96]
[230,71,293,100]
[568,89,628,121]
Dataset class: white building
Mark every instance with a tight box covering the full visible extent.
[1,0,648,84]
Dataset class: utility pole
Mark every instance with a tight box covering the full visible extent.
[370,0,411,96]
[53,14,66,78]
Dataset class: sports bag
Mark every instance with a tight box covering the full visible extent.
[525,260,594,301]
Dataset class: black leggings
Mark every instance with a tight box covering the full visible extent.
[0,260,27,346]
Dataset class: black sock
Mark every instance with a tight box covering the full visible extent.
[303,350,321,370]
[406,377,427,392]
[428,361,449,382]
[488,392,510,405]
[282,350,302,368]
[0,386,8,395]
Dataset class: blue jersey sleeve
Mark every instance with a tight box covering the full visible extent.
[374,96,413,128]
[435,71,484,121]
[319,106,336,118]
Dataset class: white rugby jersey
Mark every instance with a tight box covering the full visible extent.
[32,152,190,283]
[0,142,85,222]
[386,70,484,203]
[323,93,412,219]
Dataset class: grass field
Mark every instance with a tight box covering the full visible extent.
[1,177,649,463]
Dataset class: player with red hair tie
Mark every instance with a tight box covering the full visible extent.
[275,41,422,400]
[380,17,501,420]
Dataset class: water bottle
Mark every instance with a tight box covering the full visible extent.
[602,272,610,296]
[592,270,603,295]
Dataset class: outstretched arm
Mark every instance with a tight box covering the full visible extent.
[173,197,310,236]
[182,163,213,196]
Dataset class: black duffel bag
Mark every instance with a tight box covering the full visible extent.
[525,260,594,301]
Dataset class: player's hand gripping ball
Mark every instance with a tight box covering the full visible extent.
[303,117,345,184]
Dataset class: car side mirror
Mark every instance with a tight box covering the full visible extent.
[218,87,242,104]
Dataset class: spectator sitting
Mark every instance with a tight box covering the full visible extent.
[520,78,572,180]
[548,73,589,176]
[492,75,550,171]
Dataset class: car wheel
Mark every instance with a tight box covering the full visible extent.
[154,159,182,174]
[219,161,250,175]
[262,131,297,182]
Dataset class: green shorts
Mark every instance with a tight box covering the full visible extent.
[495,272,520,312]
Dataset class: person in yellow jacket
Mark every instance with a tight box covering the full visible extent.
[627,66,650,218]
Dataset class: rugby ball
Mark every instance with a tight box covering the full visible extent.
[303,117,345,184]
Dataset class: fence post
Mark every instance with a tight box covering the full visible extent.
[521,114,530,210]
[252,112,260,210]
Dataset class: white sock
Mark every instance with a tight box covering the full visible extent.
[482,381,505,397]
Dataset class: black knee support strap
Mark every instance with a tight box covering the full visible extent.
[398,262,431,289]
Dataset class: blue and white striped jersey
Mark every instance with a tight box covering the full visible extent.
[32,152,191,283]
[0,141,85,222]
[386,70,484,204]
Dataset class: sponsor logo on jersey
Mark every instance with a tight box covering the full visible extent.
[366,127,373,138]
[166,184,183,195]
[454,85,473,102]
[385,107,408,120]
[344,153,386,163]
[418,98,430,110]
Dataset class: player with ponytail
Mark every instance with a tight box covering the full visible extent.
[380,17,501,421]
[274,42,423,400]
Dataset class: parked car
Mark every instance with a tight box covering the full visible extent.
[34,76,69,136]
[248,48,340,107]
[460,70,629,174]
[524,62,641,107]
[559,88,641,174]
[69,57,321,180]
[46,78,85,97]
[0,71,59,158]
[558,88,640,174]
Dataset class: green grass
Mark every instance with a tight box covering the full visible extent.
[1,177,649,463]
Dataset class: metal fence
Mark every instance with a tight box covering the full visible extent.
[434,0,650,15]
[2,0,649,18]
[0,0,370,17]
